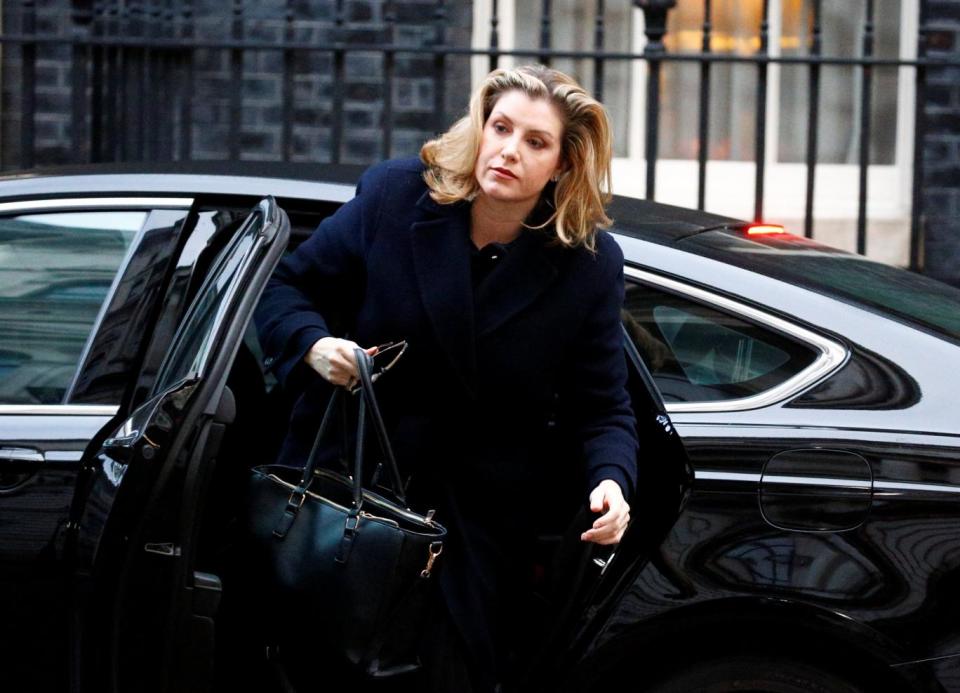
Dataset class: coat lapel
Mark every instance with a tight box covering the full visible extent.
[410,192,478,398]
[475,228,559,337]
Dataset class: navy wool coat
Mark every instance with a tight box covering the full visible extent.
[254,157,639,685]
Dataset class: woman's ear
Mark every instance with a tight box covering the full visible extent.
[552,158,568,182]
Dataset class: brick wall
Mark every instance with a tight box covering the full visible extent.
[1,0,473,168]
[923,0,960,287]
[0,0,75,167]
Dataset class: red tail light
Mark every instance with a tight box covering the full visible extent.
[746,224,787,236]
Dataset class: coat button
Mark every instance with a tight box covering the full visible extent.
[264,356,276,368]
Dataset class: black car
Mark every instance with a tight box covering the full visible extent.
[1,162,959,693]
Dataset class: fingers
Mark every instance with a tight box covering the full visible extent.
[305,337,377,388]
[580,505,630,544]
[581,481,631,545]
[589,487,606,514]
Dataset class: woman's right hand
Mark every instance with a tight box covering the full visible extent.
[304,337,378,389]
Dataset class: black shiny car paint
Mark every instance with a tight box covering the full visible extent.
[0,166,958,692]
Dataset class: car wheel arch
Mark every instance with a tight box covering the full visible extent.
[572,596,923,693]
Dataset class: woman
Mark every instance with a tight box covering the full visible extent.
[255,64,639,692]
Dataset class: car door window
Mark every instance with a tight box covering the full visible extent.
[623,279,817,403]
[150,209,260,396]
[0,211,143,405]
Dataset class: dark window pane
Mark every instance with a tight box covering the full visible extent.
[0,211,142,405]
[623,279,817,403]
[152,215,257,395]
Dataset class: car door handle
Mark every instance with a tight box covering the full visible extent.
[0,448,44,494]
[0,447,44,465]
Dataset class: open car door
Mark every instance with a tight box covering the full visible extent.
[67,198,289,693]
[526,330,694,692]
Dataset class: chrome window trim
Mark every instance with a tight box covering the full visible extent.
[0,404,118,416]
[0,174,354,204]
[698,470,870,490]
[624,266,848,413]
[45,450,84,462]
[762,474,872,490]
[874,480,960,495]
[695,471,759,483]
[696,470,960,496]
[0,196,194,213]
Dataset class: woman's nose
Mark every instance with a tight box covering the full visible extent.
[501,136,519,159]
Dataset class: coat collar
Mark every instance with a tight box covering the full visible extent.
[410,192,477,397]
[474,224,558,337]
[410,190,560,397]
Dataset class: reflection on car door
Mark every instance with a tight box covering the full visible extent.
[0,203,191,692]
[66,198,289,693]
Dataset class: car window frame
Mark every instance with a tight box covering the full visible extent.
[150,204,266,397]
[623,265,848,413]
[0,196,193,415]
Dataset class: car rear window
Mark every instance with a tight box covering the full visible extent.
[680,231,960,343]
[623,280,819,403]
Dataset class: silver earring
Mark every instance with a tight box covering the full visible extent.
[551,173,561,182]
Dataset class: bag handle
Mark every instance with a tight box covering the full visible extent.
[354,348,407,506]
[292,384,344,496]
[291,349,406,508]
[273,384,344,539]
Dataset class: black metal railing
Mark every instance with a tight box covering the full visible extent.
[0,0,956,271]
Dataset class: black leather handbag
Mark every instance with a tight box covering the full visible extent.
[246,349,446,677]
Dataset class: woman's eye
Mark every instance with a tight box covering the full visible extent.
[529,139,545,149]
[493,123,508,134]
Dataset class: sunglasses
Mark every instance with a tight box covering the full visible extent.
[349,340,408,394]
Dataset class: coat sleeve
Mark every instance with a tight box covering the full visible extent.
[254,165,385,389]
[562,235,640,501]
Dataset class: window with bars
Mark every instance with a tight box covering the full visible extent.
[471,0,918,265]
[661,0,903,165]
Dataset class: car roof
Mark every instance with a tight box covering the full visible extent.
[0,162,364,205]
[0,162,743,240]
[607,195,740,243]
[0,160,368,186]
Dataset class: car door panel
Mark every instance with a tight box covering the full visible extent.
[68,198,289,693]
[0,204,193,691]
[539,332,693,691]
[626,420,960,665]
[0,204,189,568]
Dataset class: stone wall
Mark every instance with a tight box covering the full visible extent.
[0,0,473,168]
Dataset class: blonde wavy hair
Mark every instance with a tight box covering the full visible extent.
[420,64,613,250]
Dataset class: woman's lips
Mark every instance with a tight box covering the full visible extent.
[491,167,518,180]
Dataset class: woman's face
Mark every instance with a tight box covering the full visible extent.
[474,89,565,209]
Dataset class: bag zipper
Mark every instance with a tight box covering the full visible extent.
[265,472,439,529]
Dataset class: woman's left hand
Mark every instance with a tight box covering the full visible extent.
[581,479,631,545]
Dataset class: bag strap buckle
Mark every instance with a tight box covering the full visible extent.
[287,488,307,510]
[272,487,307,540]
[336,510,362,564]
